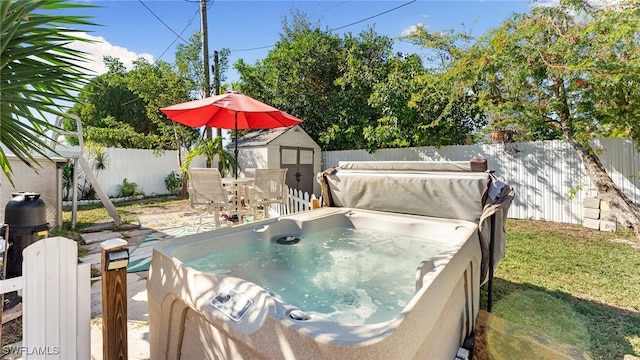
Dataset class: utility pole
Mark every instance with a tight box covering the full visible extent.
[200,0,212,142]
[213,50,222,138]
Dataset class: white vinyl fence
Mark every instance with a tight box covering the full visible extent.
[72,138,638,225]
[72,148,204,199]
[322,138,639,225]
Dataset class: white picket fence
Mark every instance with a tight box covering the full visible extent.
[0,237,90,359]
[269,188,315,216]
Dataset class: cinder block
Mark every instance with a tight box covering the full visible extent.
[600,210,617,221]
[582,217,600,230]
[600,200,611,211]
[583,207,601,219]
[583,197,601,209]
[600,220,617,232]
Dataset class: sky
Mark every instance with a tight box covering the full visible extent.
[64,0,535,80]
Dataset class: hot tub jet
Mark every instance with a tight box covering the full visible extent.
[276,235,300,245]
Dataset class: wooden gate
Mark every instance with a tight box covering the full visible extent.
[0,237,90,359]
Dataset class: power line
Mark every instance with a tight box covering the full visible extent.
[231,0,416,52]
[232,44,275,52]
[330,0,416,31]
[229,1,351,52]
[138,0,190,44]
[157,8,200,60]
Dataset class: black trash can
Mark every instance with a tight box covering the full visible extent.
[1,192,50,278]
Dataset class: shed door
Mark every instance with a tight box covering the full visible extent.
[280,147,314,195]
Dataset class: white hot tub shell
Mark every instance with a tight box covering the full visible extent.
[147,160,514,360]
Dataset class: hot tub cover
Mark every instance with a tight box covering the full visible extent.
[317,160,514,284]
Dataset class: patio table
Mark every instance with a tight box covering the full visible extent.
[222,178,254,220]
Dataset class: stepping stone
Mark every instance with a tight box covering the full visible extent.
[82,231,123,244]
[79,252,101,267]
[124,228,154,239]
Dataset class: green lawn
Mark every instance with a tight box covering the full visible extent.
[482,219,640,359]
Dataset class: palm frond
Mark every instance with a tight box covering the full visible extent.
[0,0,97,186]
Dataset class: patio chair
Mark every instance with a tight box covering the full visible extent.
[187,168,234,231]
[244,167,256,179]
[250,168,288,219]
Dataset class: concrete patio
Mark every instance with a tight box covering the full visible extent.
[80,208,217,360]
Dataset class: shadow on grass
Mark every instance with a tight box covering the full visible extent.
[481,278,640,360]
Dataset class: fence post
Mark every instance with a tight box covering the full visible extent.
[311,195,320,209]
[101,238,129,360]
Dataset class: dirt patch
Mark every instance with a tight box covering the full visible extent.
[1,317,22,347]
[121,198,193,216]
[1,300,22,348]
[610,238,640,249]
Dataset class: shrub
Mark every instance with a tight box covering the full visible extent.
[164,171,183,195]
[116,178,141,198]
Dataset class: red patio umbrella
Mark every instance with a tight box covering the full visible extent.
[161,91,303,178]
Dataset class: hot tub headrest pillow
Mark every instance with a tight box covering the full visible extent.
[320,168,490,223]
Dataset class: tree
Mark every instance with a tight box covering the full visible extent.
[236,12,397,151]
[174,32,205,100]
[236,14,344,149]
[329,28,397,151]
[174,32,232,149]
[401,26,489,147]
[181,137,236,177]
[445,0,640,234]
[0,0,96,185]
[69,56,199,150]
[175,34,231,99]
[124,57,200,151]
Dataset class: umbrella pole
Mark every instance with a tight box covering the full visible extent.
[234,112,238,179]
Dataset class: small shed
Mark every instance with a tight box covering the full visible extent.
[228,125,322,196]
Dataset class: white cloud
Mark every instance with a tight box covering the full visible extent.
[65,32,155,76]
[533,0,560,8]
[534,0,630,9]
[583,0,630,8]
[402,23,427,36]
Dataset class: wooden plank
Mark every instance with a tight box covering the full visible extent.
[1,303,22,324]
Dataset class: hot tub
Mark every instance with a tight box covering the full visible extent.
[147,161,514,360]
